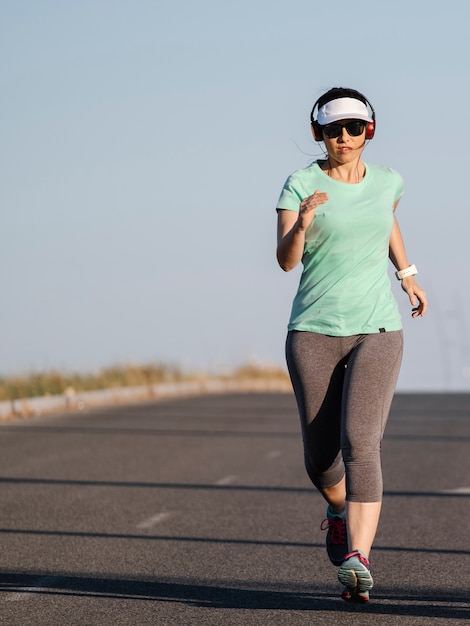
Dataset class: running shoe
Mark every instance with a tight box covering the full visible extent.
[338,550,373,603]
[320,507,348,566]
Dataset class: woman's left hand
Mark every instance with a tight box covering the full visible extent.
[401,277,427,317]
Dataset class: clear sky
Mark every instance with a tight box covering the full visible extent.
[2,0,469,391]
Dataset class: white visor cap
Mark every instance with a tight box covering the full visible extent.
[317,97,373,125]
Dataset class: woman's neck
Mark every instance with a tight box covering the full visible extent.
[322,157,366,184]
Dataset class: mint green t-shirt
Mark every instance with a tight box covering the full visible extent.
[277,161,404,336]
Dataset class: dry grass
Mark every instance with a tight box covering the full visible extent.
[0,362,289,402]
[0,363,182,402]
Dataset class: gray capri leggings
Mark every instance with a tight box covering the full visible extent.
[286,330,403,502]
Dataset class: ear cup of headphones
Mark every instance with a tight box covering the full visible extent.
[312,121,323,142]
[365,121,375,140]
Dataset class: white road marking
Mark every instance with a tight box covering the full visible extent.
[215,475,237,485]
[265,450,281,459]
[440,487,470,494]
[5,576,59,602]
[137,512,172,529]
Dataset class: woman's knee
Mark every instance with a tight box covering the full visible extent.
[304,450,344,490]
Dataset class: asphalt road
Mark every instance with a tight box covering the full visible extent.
[0,392,469,625]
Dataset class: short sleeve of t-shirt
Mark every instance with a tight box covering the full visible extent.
[276,174,305,212]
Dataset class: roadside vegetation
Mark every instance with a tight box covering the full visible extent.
[0,362,290,402]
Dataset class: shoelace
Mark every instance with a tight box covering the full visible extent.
[320,517,347,545]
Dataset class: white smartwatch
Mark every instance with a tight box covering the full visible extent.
[395,264,418,280]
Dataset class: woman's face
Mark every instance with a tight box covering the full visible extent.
[320,119,366,162]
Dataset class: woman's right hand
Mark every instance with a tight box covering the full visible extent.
[298,190,329,231]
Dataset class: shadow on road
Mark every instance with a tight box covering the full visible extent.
[1,572,469,620]
[0,476,468,499]
[0,526,468,557]
[2,422,470,442]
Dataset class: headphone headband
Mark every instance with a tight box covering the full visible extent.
[310,88,376,141]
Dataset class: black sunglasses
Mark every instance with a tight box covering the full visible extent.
[322,120,366,139]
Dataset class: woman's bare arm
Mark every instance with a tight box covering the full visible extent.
[389,202,428,317]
